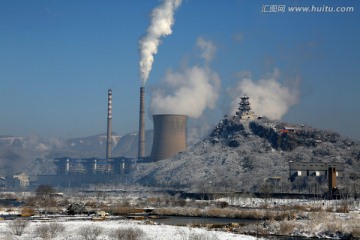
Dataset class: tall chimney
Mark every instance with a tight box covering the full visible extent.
[138,87,145,158]
[106,89,112,160]
[328,166,337,199]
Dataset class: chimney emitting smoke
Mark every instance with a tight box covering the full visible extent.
[138,87,145,158]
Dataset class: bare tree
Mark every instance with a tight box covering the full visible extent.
[259,182,273,205]
[35,223,65,239]
[36,185,56,216]
[110,227,144,240]
[78,225,103,240]
[7,219,29,236]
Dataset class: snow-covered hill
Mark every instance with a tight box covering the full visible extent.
[135,116,360,192]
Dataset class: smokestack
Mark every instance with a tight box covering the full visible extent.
[138,87,145,158]
[106,89,112,160]
[328,167,337,199]
[151,114,187,161]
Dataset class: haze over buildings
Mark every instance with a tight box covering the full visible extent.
[0,1,359,140]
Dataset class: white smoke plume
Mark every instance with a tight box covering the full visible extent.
[139,0,182,85]
[150,37,221,118]
[196,37,216,64]
[229,68,300,120]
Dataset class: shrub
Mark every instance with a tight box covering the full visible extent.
[110,227,144,240]
[78,225,103,240]
[325,206,334,212]
[248,209,265,220]
[308,205,323,212]
[264,211,275,220]
[35,223,65,239]
[7,219,30,236]
[277,221,295,236]
[335,204,349,213]
[216,201,228,208]
[35,224,52,239]
[21,207,35,217]
[322,221,344,236]
[175,199,187,207]
[240,223,268,236]
[351,225,360,238]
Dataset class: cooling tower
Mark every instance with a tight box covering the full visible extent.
[138,87,145,158]
[151,114,187,161]
[106,89,112,160]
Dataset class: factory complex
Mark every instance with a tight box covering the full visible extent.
[2,89,353,200]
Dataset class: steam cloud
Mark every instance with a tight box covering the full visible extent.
[229,68,300,120]
[150,37,221,118]
[139,0,182,85]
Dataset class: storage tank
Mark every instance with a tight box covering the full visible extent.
[151,114,187,161]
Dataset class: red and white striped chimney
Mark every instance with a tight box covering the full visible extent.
[106,89,112,160]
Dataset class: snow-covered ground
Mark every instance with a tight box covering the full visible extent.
[0,218,262,240]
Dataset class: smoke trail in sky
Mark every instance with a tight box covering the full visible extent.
[139,0,182,85]
[150,37,220,118]
[229,69,300,120]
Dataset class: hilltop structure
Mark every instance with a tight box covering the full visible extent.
[235,95,257,121]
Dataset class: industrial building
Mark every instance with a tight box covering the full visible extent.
[4,173,30,190]
[289,162,344,180]
[35,89,135,188]
[150,114,187,161]
[33,88,188,188]
[36,157,134,188]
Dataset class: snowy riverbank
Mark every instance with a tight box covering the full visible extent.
[0,218,262,240]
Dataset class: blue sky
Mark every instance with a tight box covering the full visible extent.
[0,0,359,140]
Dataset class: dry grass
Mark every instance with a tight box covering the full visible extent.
[322,221,345,236]
[152,207,202,217]
[21,207,35,217]
[308,205,323,212]
[335,204,349,213]
[239,223,268,236]
[277,221,296,236]
[110,206,144,215]
[325,206,334,212]
[152,206,299,222]
[350,225,360,239]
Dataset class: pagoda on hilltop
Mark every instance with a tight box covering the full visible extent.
[236,95,257,121]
